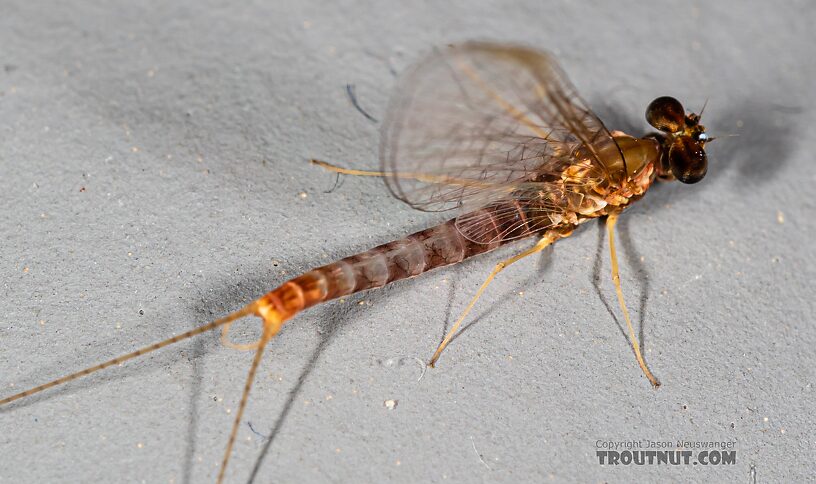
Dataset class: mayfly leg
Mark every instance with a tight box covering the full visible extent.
[311,159,390,177]
[429,229,568,367]
[606,211,660,387]
[311,159,494,190]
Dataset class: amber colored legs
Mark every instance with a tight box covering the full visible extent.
[310,159,389,177]
[429,234,558,367]
[311,159,492,189]
[606,212,660,387]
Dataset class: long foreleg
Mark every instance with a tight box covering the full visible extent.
[606,212,660,387]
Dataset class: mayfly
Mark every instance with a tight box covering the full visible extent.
[1,42,712,482]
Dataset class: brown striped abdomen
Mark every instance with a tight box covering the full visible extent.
[257,200,549,322]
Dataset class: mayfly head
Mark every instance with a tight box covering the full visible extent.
[646,96,712,184]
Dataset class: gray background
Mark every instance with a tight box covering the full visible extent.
[1,1,814,483]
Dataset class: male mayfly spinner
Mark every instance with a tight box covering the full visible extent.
[1,42,713,482]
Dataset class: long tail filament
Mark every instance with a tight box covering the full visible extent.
[0,297,286,483]
[0,303,257,406]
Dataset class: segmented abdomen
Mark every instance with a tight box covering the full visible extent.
[259,202,539,322]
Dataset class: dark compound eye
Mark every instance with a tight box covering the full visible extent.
[646,96,686,133]
[669,136,707,184]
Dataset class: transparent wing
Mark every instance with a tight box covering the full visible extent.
[379,42,626,243]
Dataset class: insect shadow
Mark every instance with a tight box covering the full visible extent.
[586,92,803,372]
[590,217,652,363]
[182,254,366,483]
[181,221,454,482]
[447,243,556,344]
[182,268,280,484]
[707,99,803,189]
[594,94,803,204]
[233,239,557,481]
[242,298,366,483]
[0,309,212,413]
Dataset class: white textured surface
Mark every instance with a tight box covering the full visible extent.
[1,1,814,483]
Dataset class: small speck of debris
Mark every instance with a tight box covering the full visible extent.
[131,146,140,153]
[138,309,144,315]
[384,399,398,410]
[137,442,144,449]
[22,266,29,273]
[79,186,86,192]
[247,421,270,441]
[298,191,308,199]
[776,210,785,224]
[763,417,769,422]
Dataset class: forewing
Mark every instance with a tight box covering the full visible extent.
[379,42,625,233]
